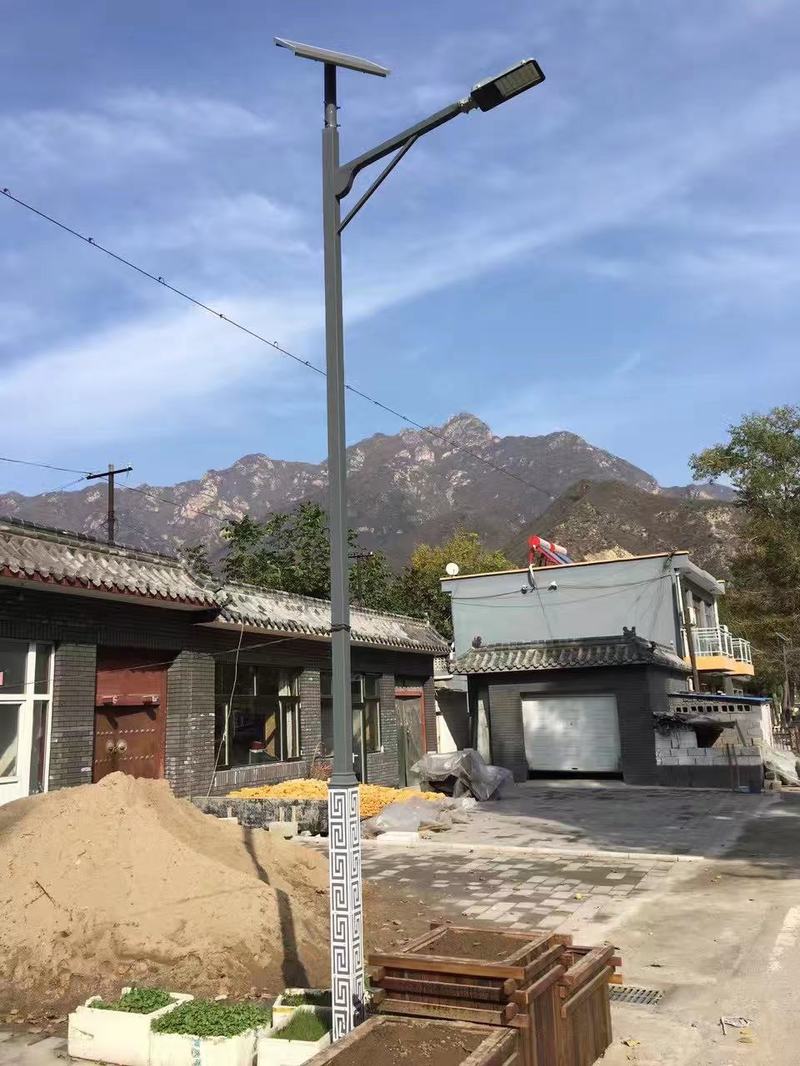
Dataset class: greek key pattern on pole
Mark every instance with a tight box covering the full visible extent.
[328,783,364,1042]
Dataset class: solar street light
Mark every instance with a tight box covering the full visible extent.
[469,59,546,112]
[275,34,545,1046]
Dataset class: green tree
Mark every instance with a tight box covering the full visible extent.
[221,502,395,610]
[393,529,514,639]
[180,543,213,579]
[691,406,800,705]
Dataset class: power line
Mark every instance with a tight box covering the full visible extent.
[0,455,89,476]
[0,186,555,502]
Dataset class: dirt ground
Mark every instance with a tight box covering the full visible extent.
[0,774,432,1024]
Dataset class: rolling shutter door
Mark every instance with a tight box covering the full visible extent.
[521,694,621,773]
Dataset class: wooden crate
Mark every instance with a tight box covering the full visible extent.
[370,924,620,1066]
[369,925,564,1066]
[305,1015,521,1066]
[556,944,616,1066]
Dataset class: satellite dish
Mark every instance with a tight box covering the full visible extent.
[445,562,460,577]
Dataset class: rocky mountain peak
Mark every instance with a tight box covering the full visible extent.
[439,412,495,445]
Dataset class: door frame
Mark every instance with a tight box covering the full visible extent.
[93,648,169,781]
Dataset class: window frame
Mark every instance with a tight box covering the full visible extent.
[214,663,302,770]
[0,640,54,792]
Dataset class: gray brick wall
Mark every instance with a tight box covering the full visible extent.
[0,585,436,799]
[49,643,96,791]
[166,650,216,797]
[479,664,687,785]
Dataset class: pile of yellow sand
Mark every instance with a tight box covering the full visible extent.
[228,780,444,819]
[0,774,332,1013]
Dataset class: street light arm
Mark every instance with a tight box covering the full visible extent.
[336,97,472,198]
[339,134,419,233]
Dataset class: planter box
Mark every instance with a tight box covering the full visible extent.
[68,990,191,1066]
[271,989,332,1026]
[149,1027,263,1066]
[303,1016,520,1066]
[370,924,618,1066]
[257,1025,330,1066]
[554,941,616,1066]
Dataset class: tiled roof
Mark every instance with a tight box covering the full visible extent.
[0,518,216,607]
[0,517,448,655]
[454,634,687,674]
[217,583,449,655]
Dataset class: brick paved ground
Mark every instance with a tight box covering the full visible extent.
[436,782,774,857]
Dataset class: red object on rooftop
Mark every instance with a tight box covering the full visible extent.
[528,535,573,567]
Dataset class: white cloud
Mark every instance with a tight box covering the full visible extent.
[0,89,271,174]
[0,293,321,450]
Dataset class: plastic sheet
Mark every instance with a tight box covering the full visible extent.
[763,745,800,786]
[362,795,453,837]
[410,748,516,802]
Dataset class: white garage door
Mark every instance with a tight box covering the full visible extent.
[521,694,621,773]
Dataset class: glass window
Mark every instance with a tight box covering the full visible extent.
[363,676,381,754]
[0,703,20,779]
[0,640,28,694]
[214,664,301,769]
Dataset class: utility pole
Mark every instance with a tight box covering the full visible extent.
[86,463,133,545]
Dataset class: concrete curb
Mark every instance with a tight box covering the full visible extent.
[364,838,701,863]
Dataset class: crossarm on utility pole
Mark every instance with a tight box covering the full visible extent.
[336,98,471,199]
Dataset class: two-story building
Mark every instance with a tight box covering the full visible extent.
[441,550,767,788]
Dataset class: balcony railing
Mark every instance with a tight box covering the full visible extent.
[688,625,752,667]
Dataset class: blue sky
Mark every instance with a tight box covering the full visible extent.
[1,0,797,497]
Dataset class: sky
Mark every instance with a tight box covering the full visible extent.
[0,0,798,498]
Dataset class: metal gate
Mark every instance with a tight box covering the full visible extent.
[93,649,168,782]
[396,688,425,787]
[521,693,621,773]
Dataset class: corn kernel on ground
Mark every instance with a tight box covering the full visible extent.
[227,779,443,819]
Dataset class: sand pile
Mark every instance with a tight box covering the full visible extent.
[0,774,341,1013]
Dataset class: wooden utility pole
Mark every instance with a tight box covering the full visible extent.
[86,463,133,545]
[683,587,701,692]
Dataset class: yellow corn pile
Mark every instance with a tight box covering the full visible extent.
[228,779,443,819]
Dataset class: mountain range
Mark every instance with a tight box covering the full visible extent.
[0,413,740,573]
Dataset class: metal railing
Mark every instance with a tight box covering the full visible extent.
[688,625,752,666]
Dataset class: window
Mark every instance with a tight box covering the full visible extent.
[320,672,382,769]
[0,639,53,796]
[214,664,301,769]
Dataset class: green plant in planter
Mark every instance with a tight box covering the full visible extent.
[280,990,331,1008]
[273,1014,330,1042]
[152,1001,271,1038]
[93,988,174,1014]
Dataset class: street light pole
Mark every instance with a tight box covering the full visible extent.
[321,59,366,1042]
[275,36,545,1042]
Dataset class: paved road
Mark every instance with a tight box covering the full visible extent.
[361,845,673,940]
[438,780,774,857]
[603,791,800,1065]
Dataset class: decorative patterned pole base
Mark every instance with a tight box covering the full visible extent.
[328,782,365,1041]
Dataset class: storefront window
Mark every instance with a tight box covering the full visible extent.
[214,664,301,769]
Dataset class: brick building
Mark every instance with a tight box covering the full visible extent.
[0,519,447,807]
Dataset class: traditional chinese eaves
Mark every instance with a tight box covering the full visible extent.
[0,519,216,607]
[0,518,448,655]
[455,634,687,674]
[218,582,448,655]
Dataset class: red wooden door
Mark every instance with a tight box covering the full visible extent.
[93,649,168,782]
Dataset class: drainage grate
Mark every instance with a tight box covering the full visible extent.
[609,985,664,1007]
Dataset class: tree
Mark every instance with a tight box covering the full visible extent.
[180,543,213,580]
[393,530,514,639]
[221,502,395,610]
[691,406,800,706]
